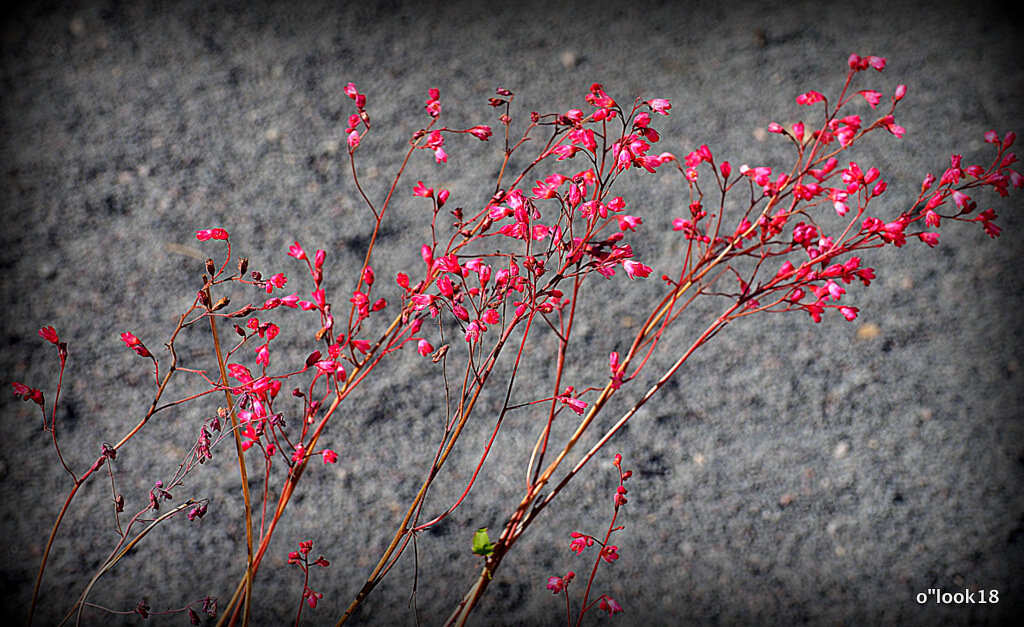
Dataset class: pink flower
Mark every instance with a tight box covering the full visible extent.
[322,449,338,464]
[648,98,671,115]
[622,260,652,280]
[347,130,360,149]
[547,571,575,594]
[569,533,593,554]
[12,382,44,409]
[865,55,887,71]
[425,88,441,117]
[413,181,433,198]
[609,352,623,389]
[344,82,359,99]
[312,288,326,309]
[616,215,642,231]
[546,576,566,594]
[468,125,492,141]
[796,90,824,106]
[839,306,859,321]
[858,90,882,108]
[255,344,270,367]
[120,332,153,358]
[291,445,305,463]
[265,273,287,293]
[195,228,229,241]
[288,242,306,260]
[411,294,435,311]
[417,339,434,356]
[561,395,587,416]
[314,360,340,374]
[880,115,904,138]
[601,545,620,563]
[599,596,623,616]
[437,275,454,298]
[433,253,463,275]
[38,326,59,344]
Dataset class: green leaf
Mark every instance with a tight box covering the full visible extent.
[472,527,496,556]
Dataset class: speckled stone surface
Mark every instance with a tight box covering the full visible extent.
[2,1,1022,624]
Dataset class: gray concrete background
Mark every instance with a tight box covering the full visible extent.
[2,0,1023,624]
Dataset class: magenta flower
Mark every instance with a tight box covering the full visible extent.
[647,98,671,115]
[796,90,824,106]
[623,260,652,280]
[599,595,623,616]
[413,181,433,198]
[468,125,492,141]
[195,228,229,241]
[120,332,153,358]
[288,241,306,260]
[38,326,59,344]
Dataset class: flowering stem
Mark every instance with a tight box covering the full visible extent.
[66,500,195,626]
[576,507,620,627]
[336,318,522,625]
[446,300,740,624]
[28,314,188,626]
[204,283,254,627]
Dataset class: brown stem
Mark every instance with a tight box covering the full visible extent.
[204,281,254,627]
[445,303,740,624]
[29,313,187,626]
